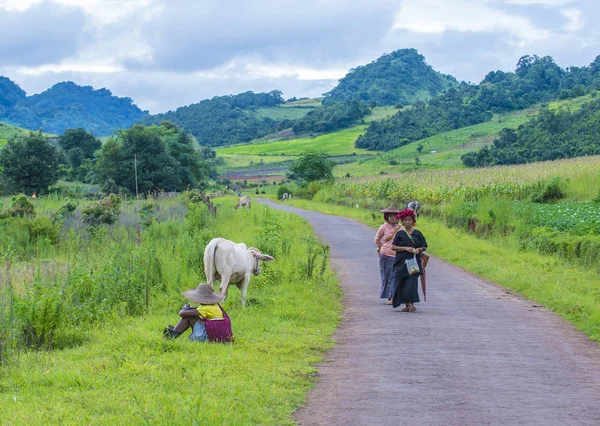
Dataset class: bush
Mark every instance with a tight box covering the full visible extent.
[6,194,35,218]
[277,186,291,200]
[54,199,78,221]
[530,177,566,203]
[82,194,122,226]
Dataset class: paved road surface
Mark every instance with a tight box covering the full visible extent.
[258,199,600,426]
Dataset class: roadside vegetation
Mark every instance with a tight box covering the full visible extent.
[0,193,341,424]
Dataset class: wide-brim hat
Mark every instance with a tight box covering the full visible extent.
[182,283,225,304]
[379,205,401,213]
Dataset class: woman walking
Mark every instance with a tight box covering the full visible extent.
[391,208,428,312]
[374,205,402,304]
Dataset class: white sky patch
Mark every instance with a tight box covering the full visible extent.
[561,8,581,31]
[394,0,549,43]
[505,0,573,5]
[245,64,348,81]
[17,61,123,75]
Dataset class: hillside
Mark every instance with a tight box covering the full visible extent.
[0,122,54,148]
[0,77,26,115]
[462,94,600,167]
[139,90,290,147]
[0,78,147,136]
[322,49,458,107]
[356,54,600,152]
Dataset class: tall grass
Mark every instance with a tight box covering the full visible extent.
[0,195,342,424]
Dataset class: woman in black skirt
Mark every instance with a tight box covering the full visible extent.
[391,208,427,312]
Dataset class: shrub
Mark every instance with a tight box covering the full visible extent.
[277,185,291,200]
[19,216,60,245]
[530,177,566,203]
[82,194,122,226]
[6,193,35,218]
[54,199,78,221]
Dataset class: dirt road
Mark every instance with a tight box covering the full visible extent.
[258,199,600,426]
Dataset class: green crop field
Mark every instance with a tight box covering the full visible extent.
[216,125,375,157]
[254,106,314,121]
[280,98,322,108]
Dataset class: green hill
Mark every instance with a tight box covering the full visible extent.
[0,122,54,148]
[0,77,26,115]
[0,78,147,136]
[355,54,600,152]
[323,49,458,107]
[139,90,290,147]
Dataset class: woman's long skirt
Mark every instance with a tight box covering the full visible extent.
[392,271,420,308]
[379,254,396,299]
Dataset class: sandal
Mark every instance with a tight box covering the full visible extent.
[401,307,410,312]
[408,306,417,312]
[386,299,393,305]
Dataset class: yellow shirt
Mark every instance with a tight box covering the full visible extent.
[198,304,223,319]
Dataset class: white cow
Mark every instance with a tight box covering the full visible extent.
[203,238,275,306]
[235,196,251,209]
[406,201,421,217]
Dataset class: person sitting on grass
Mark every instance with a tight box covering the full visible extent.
[163,283,224,341]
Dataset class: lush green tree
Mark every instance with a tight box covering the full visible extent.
[95,125,211,193]
[0,131,62,194]
[58,128,101,181]
[288,153,334,182]
[59,128,101,158]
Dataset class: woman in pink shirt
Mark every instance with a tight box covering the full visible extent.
[374,205,402,304]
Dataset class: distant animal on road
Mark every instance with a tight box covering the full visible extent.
[406,201,421,217]
[235,196,251,209]
[203,238,275,306]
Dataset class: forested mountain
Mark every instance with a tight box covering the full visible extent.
[323,49,458,107]
[461,97,600,167]
[0,77,26,115]
[357,54,600,151]
[138,90,286,147]
[0,78,147,136]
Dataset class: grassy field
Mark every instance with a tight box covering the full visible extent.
[0,196,342,424]
[254,106,315,121]
[280,98,323,108]
[0,122,54,146]
[216,125,374,157]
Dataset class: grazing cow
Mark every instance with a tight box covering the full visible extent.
[281,192,289,201]
[235,196,251,209]
[203,238,275,306]
[406,201,421,217]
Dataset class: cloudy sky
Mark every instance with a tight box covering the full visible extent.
[1,0,598,113]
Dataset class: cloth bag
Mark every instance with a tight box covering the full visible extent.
[202,304,233,343]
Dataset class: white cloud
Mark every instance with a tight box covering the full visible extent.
[1,0,599,113]
[394,0,549,43]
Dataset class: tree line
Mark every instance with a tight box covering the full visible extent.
[0,123,216,196]
[461,97,600,167]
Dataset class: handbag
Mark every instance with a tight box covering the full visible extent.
[202,304,233,343]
